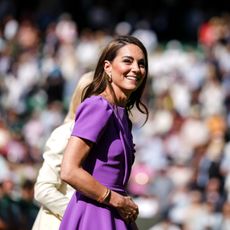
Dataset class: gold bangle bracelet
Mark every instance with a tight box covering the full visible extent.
[97,187,111,203]
[103,189,111,204]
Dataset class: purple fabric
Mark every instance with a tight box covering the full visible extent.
[59,96,136,230]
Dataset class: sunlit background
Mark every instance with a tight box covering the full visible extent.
[1,0,230,229]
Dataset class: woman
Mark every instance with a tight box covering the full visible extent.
[60,35,149,230]
[32,72,93,230]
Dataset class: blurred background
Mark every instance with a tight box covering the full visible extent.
[1,0,230,229]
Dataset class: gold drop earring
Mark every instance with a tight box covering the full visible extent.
[108,73,112,83]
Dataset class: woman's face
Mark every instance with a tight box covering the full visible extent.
[105,44,146,97]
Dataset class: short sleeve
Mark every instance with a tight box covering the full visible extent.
[71,96,113,143]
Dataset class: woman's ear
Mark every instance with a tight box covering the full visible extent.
[104,60,112,75]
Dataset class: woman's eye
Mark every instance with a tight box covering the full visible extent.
[123,59,132,63]
[139,63,145,68]
[139,61,145,68]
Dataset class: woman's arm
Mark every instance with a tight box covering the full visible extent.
[61,136,107,201]
[61,136,139,223]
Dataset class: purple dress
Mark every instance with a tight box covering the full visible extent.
[59,95,137,230]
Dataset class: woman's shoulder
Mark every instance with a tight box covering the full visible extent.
[84,95,111,105]
[80,95,114,112]
[71,96,114,141]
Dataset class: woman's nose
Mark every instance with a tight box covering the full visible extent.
[131,62,140,72]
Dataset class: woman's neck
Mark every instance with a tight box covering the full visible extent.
[100,87,128,107]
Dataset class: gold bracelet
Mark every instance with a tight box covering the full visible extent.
[103,188,111,204]
[97,187,111,203]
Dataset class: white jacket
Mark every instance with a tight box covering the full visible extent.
[32,121,75,230]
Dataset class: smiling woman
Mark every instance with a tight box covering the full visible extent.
[103,44,146,104]
[59,35,149,230]
[83,35,149,117]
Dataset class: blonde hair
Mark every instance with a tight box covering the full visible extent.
[64,71,94,122]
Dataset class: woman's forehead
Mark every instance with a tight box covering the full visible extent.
[116,44,145,59]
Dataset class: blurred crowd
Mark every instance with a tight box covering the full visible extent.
[0,8,230,230]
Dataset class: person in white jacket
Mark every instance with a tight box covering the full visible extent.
[32,71,93,230]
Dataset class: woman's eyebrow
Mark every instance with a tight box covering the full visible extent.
[122,55,145,61]
[122,55,133,59]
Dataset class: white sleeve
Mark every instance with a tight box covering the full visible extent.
[34,122,74,217]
